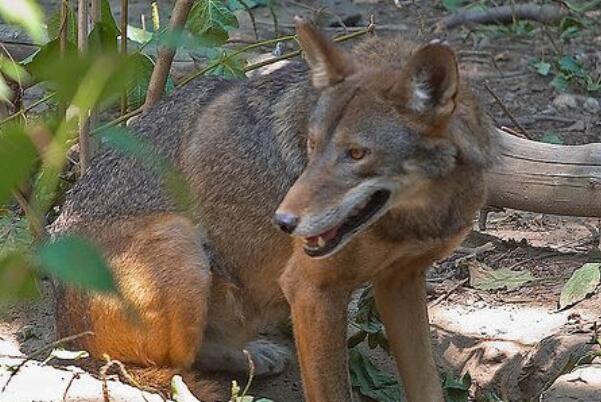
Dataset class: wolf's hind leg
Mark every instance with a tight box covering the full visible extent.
[57,213,212,371]
[198,338,290,376]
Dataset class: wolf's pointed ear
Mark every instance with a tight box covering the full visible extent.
[295,19,355,89]
[387,44,459,123]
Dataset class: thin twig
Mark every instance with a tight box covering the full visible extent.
[30,331,95,360]
[62,373,79,402]
[95,25,371,134]
[78,0,90,174]
[0,93,56,126]
[89,0,101,160]
[430,278,469,307]
[177,34,297,87]
[236,0,259,41]
[58,0,69,120]
[100,357,111,402]
[484,82,534,140]
[11,190,46,240]
[59,0,69,56]
[143,0,194,112]
[240,349,256,398]
[268,0,279,35]
[120,0,129,120]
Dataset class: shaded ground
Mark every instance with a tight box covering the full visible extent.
[1,0,601,401]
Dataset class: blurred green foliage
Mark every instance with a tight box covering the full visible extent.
[0,0,247,305]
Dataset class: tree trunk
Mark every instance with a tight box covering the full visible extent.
[486,130,601,217]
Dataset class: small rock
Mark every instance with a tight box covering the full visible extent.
[583,97,600,114]
[17,325,39,342]
[552,94,578,111]
[566,120,586,132]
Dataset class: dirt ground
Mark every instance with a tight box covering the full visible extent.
[1,0,601,401]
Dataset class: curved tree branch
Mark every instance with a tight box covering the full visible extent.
[143,0,194,112]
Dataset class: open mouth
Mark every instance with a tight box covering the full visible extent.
[302,190,391,258]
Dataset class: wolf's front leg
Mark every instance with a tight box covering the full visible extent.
[373,267,444,402]
[280,260,354,402]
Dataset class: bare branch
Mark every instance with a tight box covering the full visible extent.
[143,0,194,112]
[435,3,566,32]
[120,0,129,118]
[77,0,90,174]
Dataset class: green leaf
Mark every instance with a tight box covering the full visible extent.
[88,22,119,54]
[187,0,239,46]
[27,43,130,108]
[127,24,153,44]
[0,124,38,205]
[209,50,246,79]
[441,0,463,11]
[551,75,569,92]
[540,133,563,145]
[125,52,174,109]
[0,251,40,306]
[0,213,34,259]
[37,235,117,293]
[99,0,119,33]
[558,56,585,78]
[0,0,44,43]
[47,5,78,44]
[349,349,402,402]
[585,76,601,92]
[559,263,600,310]
[559,17,583,40]
[468,261,535,291]
[0,75,9,101]
[562,0,598,13]
[126,52,154,108]
[225,0,268,10]
[0,56,30,84]
[42,348,89,365]
[443,373,471,402]
[531,60,551,77]
[172,375,202,402]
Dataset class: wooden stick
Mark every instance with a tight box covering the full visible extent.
[435,3,566,32]
[120,0,129,119]
[143,0,194,112]
[89,0,101,160]
[77,0,90,174]
[484,83,534,140]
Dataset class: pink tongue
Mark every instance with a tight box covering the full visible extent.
[305,225,340,247]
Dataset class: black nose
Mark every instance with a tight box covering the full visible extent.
[273,212,299,234]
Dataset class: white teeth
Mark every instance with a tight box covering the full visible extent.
[317,236,326,248]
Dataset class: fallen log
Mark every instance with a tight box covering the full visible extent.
[487,129,601,217]
[435,3,566,32]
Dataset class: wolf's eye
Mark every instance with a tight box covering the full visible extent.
[348,148,368,161]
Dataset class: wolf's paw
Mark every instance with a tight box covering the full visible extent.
[245,339,290,377]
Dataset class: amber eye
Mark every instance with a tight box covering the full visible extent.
[307,138,316,152]
[349,148,367,160]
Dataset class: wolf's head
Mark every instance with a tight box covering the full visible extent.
[274,21,490,259]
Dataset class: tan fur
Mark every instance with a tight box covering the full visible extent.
[53,21,497,402]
